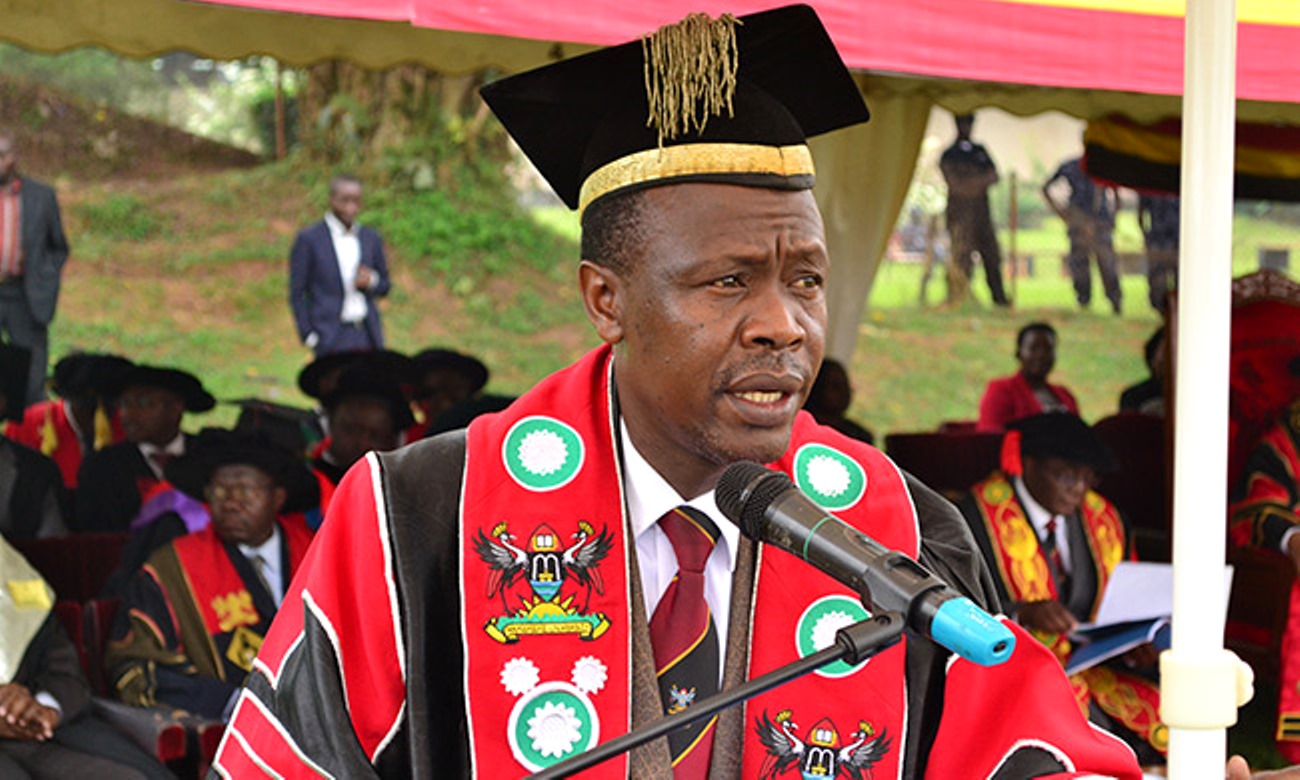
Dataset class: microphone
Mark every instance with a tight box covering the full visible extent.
[716,461,1015,667]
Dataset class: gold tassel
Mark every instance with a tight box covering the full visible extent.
[39,407,57,456]
[642,12,741,145]
[94,403,113,450]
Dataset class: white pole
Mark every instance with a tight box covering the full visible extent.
[1161,0,1247,777]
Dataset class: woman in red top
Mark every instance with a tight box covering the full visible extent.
[977,321,1079,432]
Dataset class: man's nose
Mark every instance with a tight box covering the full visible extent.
[742,284,806,350]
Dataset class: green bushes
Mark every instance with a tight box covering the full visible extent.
[74,194,166,240]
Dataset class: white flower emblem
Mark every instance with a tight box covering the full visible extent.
[571,656,608,694]
[527,701,582,758]
[517,429,568,476]
[501,658,540,696]
[805,454,851,498]
[810,609,854,652]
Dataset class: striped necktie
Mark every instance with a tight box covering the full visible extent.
[649,506,720,777]
[1042,517,1071,596]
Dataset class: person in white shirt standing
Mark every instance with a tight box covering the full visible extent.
[288,174,391,356]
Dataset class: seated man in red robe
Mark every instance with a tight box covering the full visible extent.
[978,322,1080,432]
[6,353,131,491]
[1230,356,1300,763]
[105,430,314,721]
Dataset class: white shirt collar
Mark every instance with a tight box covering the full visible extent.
[621,419,740,574]
[139,432,185,461]
[324,211,357,237]
[238,524,282,572]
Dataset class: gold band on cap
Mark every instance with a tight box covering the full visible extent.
[577,142,815,216]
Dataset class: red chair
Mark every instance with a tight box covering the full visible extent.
[12,532,130,601]
[1093,412,1171,562]
[884,431,1004,500]
[1225,546,1294,685]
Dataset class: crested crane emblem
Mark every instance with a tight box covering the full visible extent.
[756,710,892,780]
[474,519,614,643]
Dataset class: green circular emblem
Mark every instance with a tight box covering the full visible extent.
[793,444,867,511]
[508,682,600,770]
[796,595,874,678]
[503,416,585,492]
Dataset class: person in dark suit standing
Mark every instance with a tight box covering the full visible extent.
[0,131,70,411]
[288,174,391,356]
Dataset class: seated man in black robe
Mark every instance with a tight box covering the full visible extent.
[73,366,215,534]
[1,535,170,779]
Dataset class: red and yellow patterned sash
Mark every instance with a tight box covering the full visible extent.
[968,471,1164,754]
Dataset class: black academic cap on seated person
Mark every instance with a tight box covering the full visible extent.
[412,348,489,393]
[479,4,869,214]
[1009,412,1118,473]
[322,367,416,431]
[296,349,416,400]
[111,365,216,413]
[165,428,319,513]
[51,353,133,400]
[0,344,31,421]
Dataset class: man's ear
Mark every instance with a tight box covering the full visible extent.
[271,486,288,514]
[579,260,625,345]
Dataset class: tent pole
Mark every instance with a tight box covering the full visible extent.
[1162,0,1248,777]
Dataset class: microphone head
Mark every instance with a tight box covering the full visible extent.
[716,461,795,539]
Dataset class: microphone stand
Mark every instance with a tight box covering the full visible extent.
[529,611,906,779]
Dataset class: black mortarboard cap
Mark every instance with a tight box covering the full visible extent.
[480,4,869,213]
[111,365,216,413]
[1009,412,1118,473]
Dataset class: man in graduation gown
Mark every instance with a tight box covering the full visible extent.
[6,352,131,491]
[958,412,1166,762]
[1230,359,1300,762]
[0,344,65,540]
[105,430,314,721]
[215,7,1142,779]
[1,535,172,779]
[308,366,411,520]
[73,365,215,533]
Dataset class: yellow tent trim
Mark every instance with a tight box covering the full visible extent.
[994,0,1300,27]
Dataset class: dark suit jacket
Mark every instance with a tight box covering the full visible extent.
[73,437,192,534]
[0,437,66,540]
[17,177,70,325]
[288,219,390,352]
[12,615,91,724]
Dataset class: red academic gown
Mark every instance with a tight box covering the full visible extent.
[5,400,124,489]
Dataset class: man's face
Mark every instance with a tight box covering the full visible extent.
[0,137,16,183]
[1017,330,1056,381]
[1022,455,1096,517]
[328,397,400,468]
[117,386,184,445]
[415,367,476,423]
[585,183,828,498]
[329,181,363,228]
[207,464,284,547]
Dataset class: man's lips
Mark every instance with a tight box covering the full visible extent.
[724,374,805,422]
